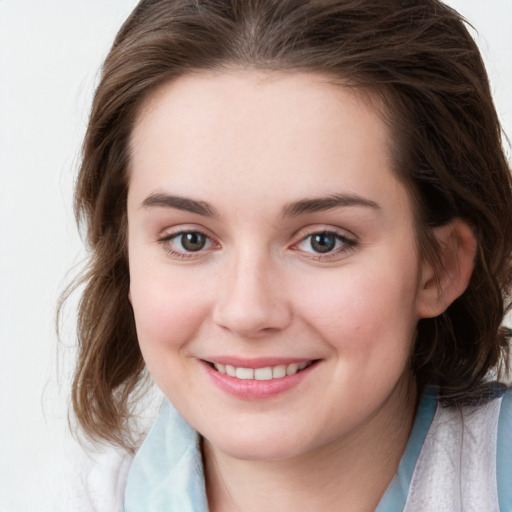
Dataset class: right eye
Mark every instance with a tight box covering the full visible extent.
[158,230,216,259]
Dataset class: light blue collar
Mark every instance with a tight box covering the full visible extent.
[375,388,437,512]
[124,390,437,512]
[124,400,208,512]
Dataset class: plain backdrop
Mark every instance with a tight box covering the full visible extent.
[0,1,511,509]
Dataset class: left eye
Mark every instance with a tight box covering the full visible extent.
[297,231,353,254]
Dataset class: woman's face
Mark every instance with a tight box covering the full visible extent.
[127,70,430,461]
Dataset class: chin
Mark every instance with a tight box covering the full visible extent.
[203,424,318,462]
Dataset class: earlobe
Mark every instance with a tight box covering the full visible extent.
[416,219,477,319]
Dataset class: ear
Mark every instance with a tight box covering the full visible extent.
[128,290,132,304]
[416,219,477,319]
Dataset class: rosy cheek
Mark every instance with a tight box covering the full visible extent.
[130,274,208,348]
[294,267,415,352]
[294,273,374,330]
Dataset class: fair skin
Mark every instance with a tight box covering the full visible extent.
[127,70,475,511]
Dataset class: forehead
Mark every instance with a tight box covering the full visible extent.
[128,70,410,221]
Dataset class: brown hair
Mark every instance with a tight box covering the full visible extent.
[66,0,512,448]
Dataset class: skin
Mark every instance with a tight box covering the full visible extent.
[126,70,473,511]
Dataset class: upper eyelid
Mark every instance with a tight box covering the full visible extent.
[159,229,208,240]
[157,224,215,240]
[159,230,217,248]
[300,231,354,242]
[291,224,357,243]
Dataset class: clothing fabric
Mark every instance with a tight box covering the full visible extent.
[122,387,512,512]
[36,438,132,512]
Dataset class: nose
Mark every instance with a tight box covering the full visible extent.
[212,250,292,338]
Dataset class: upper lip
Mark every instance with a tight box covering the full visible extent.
[201,356,317,369]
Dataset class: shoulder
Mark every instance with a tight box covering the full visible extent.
[404,386,510,512]
[80,444,134,512]
[47,439,134,512]
[497,387,512,512]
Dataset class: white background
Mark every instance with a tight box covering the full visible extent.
[0,1,511,509]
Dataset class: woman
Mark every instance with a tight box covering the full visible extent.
[66,1,512,510]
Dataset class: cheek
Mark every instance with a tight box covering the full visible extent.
[294,263,420,355]
[129,266,215,398]
[129,264,210,354]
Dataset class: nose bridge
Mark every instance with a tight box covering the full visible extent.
[213,242,291,337]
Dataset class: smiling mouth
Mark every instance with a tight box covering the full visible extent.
[207,361,316,381]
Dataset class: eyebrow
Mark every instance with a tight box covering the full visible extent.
[282,193,380,217]
[141,193,217,217]
[140,192,379,218]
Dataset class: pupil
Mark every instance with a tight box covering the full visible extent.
[181,232,206,251]
[311,233,335,253]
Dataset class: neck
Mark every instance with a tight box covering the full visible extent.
[204,379,418,512]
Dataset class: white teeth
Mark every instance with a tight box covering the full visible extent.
[254,367,273,381]
[215,363,226,374]
[272,365,287,378]
[212,361,312,380]
[286,363,299,376]
[236,367,254,380]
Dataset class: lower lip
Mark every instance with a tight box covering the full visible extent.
[202,360,318,400]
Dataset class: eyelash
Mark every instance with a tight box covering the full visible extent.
[157,230,216,259]
[292,230,357,261]
[157,229,357,261]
